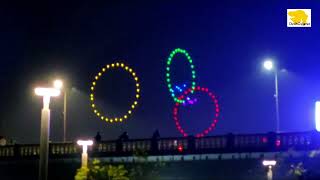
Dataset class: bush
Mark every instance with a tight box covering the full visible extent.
[75,159,129,180]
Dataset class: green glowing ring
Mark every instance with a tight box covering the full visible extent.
[166,48,196,103]
[90,62,141,123]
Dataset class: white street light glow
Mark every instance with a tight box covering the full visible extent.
[263,60,274,71]
[77,140,94,146]
[262,160,277,166]
[77,140,93,154]
[35,88,61,97]
[77,139,93,169]
[53,80,63,89]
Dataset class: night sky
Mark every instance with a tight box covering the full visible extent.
[1,1,320,143]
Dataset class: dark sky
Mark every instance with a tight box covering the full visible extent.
[1,0,320,143]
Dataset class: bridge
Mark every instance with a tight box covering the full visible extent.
[1,131,320,180]
[1,131,319,160]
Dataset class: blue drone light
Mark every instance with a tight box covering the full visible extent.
[173,83,198,106]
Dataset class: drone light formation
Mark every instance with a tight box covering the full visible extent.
[90,62,141,124]
[174,83,198,106]
[165,48,221,137]
[173,86,220,137]
[166,48,196,104]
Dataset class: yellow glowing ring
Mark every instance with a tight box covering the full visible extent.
[90,62,141,123]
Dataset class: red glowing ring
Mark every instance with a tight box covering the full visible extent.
[173,86,220,138]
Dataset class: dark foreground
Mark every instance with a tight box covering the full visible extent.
[1,157,320,180]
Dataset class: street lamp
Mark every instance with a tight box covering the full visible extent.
[53,79,68,142]
[315,101,320,132]
[262,160,277,180]
[77,140,93,168]
[53,80,63,89]
[263,60,274,70]
[263,59,280,132]
[35,87,61,180]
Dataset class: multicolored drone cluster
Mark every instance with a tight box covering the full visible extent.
[88,49,220,138]
[174,83,198,105]
[166,48,220,137]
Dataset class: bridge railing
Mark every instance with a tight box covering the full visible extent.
[0,131,319,159]
[123,139,151,152]
[96,141,117,153]
[195,136,227,150]
[0,146,14,157]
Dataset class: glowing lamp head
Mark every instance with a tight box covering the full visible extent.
[77,140,93,146]
[262,160,277,166]
[77,140,93,153]
[263,60,274,71]
[315,101,320,132]
[35,88,60,97]
[53,80,63,89]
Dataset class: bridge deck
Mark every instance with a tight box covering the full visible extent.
[0,131,319,159]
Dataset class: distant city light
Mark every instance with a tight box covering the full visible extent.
[262,160,277,166]
[263,60,274,71]
[316,101,320,132]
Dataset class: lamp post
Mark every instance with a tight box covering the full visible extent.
[315,101,320,132]
[263,60,280,132]
[77,140,93,168]
[262,160,277,180]
[35,87,60,180]
[53,79,67,142]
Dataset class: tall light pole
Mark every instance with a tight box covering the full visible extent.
[263,60,280,132]
[315,101,320,132]
[77,140,93,168]
[262,160,277,180]
[35,87,60,180]
[54,79,67,142]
